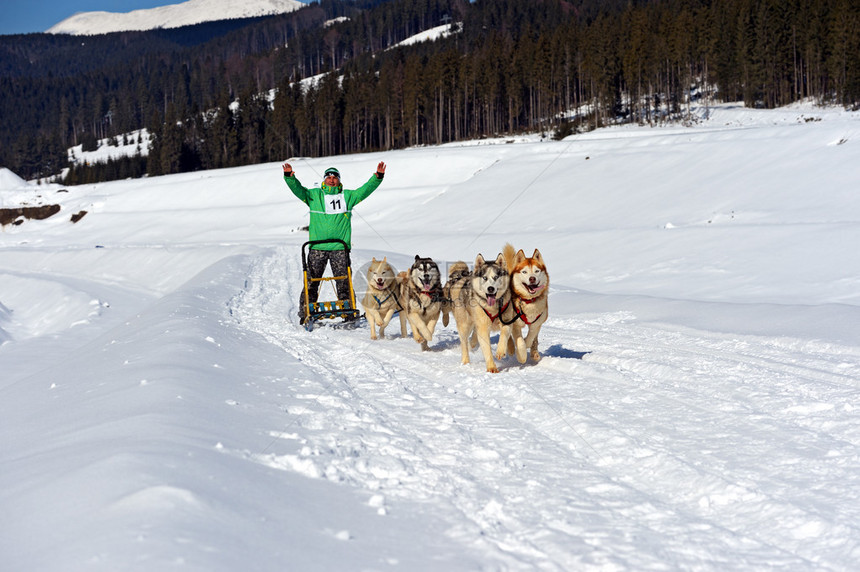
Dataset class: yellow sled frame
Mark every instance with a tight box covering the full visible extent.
[301,239,360,330]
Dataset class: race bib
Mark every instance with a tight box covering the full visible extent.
[324,193,347,214]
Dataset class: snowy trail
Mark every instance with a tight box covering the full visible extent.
[230,247,860,570]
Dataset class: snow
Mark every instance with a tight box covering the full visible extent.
[391,23,460,48]
[324,17,350,28]
[47,0,306,35]
[0,168,53,209]
[2,102,860,570]
[68,129,152,166]
[0,167,28,190]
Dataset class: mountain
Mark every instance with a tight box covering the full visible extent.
[47,0,307,35]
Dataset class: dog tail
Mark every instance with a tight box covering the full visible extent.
[447,260,469,282]
[502,243,517,272]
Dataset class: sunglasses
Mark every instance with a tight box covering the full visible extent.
[324,171,340,178]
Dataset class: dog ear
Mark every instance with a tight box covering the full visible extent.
[372,257,378,262]
[382,256,387,262]
[532,249,543,262]
[475,253,485,268]
[414,255,421,261]
[495,253,505,266]
[516,249,526,263]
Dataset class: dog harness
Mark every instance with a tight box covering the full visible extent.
[372,292,394,307]
[413,287,445,315]
[496,294,543,326]
[373,290,404,312]
[418,287,445,300]
[483,299,511,322]
[512,297,543,325]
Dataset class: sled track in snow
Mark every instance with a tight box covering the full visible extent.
[230,247,860,570]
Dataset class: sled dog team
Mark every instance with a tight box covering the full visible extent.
[360,244,549,373]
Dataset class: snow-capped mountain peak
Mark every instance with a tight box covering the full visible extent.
[47,0,306,35]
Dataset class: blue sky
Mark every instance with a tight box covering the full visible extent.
[1,1,177,35]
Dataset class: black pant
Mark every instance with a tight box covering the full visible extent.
[300,248,350,319]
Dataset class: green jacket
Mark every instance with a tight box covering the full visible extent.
[284,172,383,250]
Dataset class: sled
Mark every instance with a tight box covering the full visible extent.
[300,239,362,331]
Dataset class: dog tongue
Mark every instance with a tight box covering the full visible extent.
[487,295,496,307]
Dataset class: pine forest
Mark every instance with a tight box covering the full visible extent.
[0,0,858,184]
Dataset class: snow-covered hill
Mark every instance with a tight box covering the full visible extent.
[47,0,306,35]
[1,102,859,570]
[0,167,27,191]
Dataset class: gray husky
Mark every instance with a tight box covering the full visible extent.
[443,253,515,373]
[399,255,444,351]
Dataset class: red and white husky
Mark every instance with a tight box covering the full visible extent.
[502,243,549,363]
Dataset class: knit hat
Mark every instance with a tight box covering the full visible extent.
[324,167,340,179]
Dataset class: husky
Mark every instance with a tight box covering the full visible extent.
[400,255,444,351]
[360,257,407,340]
[502,243,550,363]
[444,253,515,373]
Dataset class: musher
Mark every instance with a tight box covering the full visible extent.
[282,161,386,324]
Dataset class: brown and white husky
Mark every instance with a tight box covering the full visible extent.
[502,243,549,363]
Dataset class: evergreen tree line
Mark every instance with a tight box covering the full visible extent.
[149,0,860,177]
[1,0,857,183]
[0,0,387,179]
[62,155,149,185]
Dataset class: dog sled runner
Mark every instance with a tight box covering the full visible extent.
[300,239,362,331]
